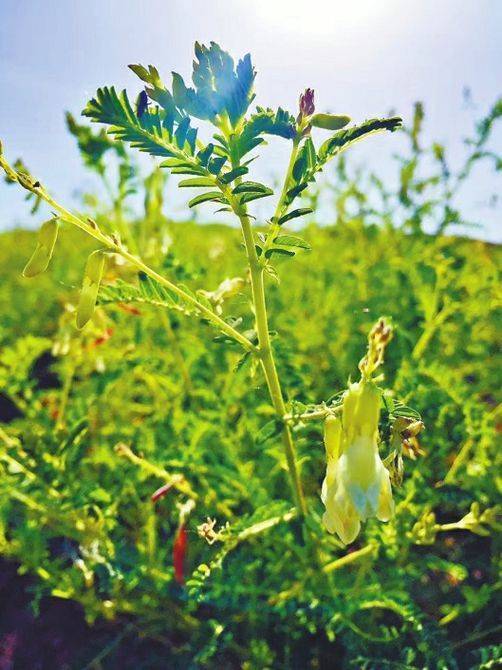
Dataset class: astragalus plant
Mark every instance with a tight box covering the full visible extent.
[0,43,500,668]
[0,42,408,539]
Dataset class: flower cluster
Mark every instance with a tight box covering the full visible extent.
[321,381,394,544]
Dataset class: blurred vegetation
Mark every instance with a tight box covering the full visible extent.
[0,57,500,668]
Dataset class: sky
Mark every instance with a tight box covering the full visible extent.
[0,0,500,240]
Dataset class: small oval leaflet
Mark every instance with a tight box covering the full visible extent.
[273,235,311,251]
[311,113,351,131]
[22,217,60,278]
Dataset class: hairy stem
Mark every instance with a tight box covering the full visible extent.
[238,210,307,517]
[222,135,308,516]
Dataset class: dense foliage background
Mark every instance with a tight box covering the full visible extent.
[0,99,500,669]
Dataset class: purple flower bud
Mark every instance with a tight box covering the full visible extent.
[299,88,315,117]
[136,89,149,119]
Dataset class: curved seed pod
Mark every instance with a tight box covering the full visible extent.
[76,250,107,329]
[311,113,351,131]
[22,217,60,277]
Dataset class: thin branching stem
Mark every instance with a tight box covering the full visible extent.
[218,135,310,517]
[322,543,377,573]
[263,136,301,253]
[237,210,307,516]
[114,442,196,498]
[0,153,258,355]
[218,137,307,515]
[283,405,341,424]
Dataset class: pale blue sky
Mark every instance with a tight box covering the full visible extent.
[0,0,500,240]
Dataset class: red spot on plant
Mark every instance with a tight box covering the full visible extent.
[117,303,141,316]
[173,524,188,585]
[151,483,173,503]
[91,327,114,347]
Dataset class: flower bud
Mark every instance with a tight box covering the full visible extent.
[136,89,149,118]
[409,511,438,545]
[359,317,393,379]
[324,414,342,461]
[299,88,315,118]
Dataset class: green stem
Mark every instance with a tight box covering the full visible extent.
[221,133,307,516]
[238,210,307,517]
[437,522,464,533]
[263,136,300,252]
[451,623,502,650]
[0,426,19,448]
[323,543,377,573]
[82,624,135,670]
[443,437,473,483]
[102,172,138,255]
[237,508,296,541]
[412,304,454,360]
[284,405,341,424]
[114,442,196,498]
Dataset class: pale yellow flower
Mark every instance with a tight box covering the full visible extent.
[199,277,246,314]
[321,381,394,543]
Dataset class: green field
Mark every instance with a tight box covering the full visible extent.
[0,41,500,670]
[0,217,500,668]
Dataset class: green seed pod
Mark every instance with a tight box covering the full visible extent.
[76,250,107,329]
[311,113,351,131]
[324,414,342,461]
[22,217,60,277]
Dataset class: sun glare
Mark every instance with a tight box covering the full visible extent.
[253,0,385,37]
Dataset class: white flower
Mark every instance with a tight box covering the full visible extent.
[199,277,245,314]
[321,381,394,544]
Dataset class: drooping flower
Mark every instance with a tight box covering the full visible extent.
[321,381,394,544]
